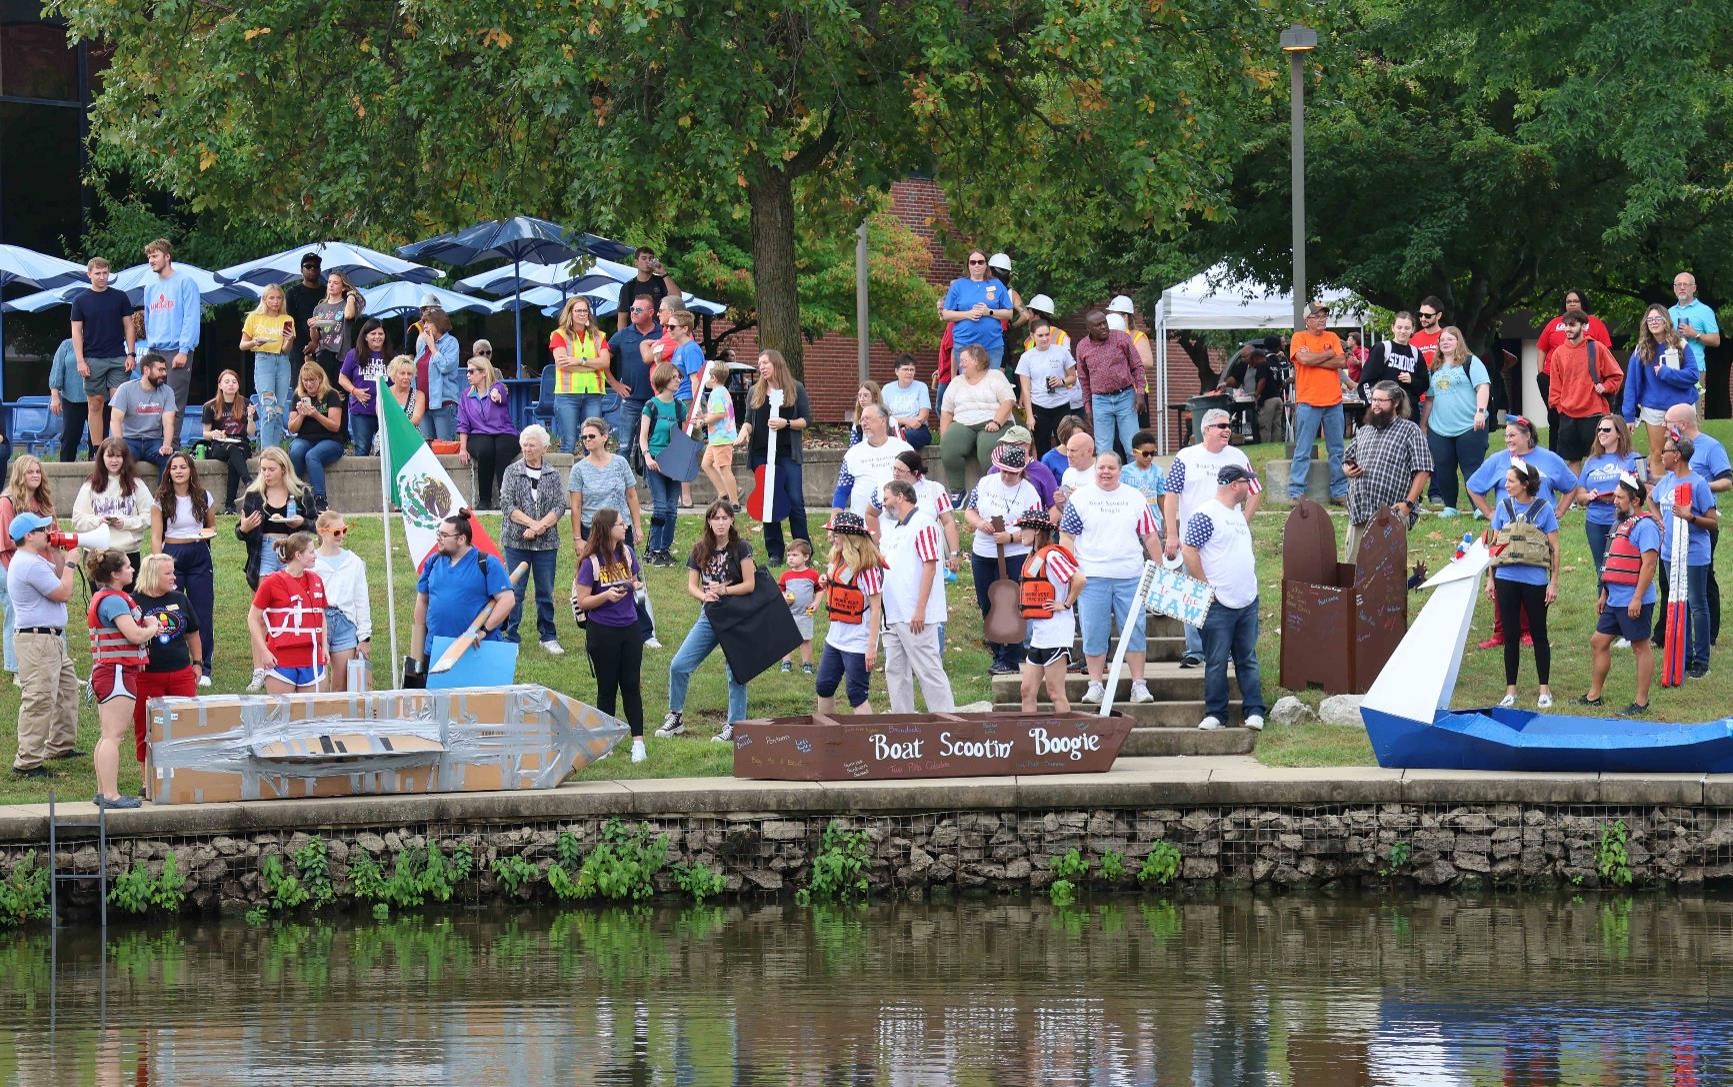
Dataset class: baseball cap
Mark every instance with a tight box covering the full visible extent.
[1217,464,1259,487]
[997,424,1034,445]
[988,253,1012,272]
[299,253,322,269]
[8,511,52,542]
[1106,294,1136,315]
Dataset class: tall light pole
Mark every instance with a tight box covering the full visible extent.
[1281,24,1318,327]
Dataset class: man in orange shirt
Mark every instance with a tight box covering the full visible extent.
[1544,311,1623,472]
[1287,304,1350,503]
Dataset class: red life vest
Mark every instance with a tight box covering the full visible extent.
[1019,544,1075,619]
[825,565,867,625]
[87,588,148,668]
[1603,513,1657,587]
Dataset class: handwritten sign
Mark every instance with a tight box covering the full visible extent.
[1145,564,1214,628]
[731,711,1132,781]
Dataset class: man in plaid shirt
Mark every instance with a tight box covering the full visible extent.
[1343,381,1433,559]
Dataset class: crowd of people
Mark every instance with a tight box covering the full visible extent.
[4,234,1726,806]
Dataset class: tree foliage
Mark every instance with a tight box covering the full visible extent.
[52,0,1295,373]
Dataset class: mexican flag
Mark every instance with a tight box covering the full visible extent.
[378,379,501,569]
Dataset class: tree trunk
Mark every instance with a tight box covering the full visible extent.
[1176,332,1220,388]
[748,164,804,377]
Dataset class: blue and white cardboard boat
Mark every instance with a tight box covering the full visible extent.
[1360,540,1733,772]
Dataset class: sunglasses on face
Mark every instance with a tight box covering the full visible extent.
[968,258,986,265]
[1134,448,1156,457]
[1419,312,1438,320]
[1206,423,1232,430]
[328,528,349,537]
[1597,427,1615,434]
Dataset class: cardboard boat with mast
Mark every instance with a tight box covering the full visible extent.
[1361,537,1733,772]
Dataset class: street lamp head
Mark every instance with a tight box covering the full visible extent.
[1280,24,1318,52]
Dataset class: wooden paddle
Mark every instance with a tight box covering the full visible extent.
[428,560,529,674]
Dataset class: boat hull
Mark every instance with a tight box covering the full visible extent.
[1363,705,1733,774]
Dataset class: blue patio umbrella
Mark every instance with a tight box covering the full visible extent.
[0,244,87,403]
[216,241,441,288]
[7,261,261,312]
[360,281,499,345]
[400,217,586,377]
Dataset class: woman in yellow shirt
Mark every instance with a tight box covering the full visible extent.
[240,284,296,449]
[548,297,611,454]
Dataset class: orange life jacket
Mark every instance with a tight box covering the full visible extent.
[826,565,867,625]
[1019,544,1075,619]
[87,588,148,668]
[1602,513,1657,587]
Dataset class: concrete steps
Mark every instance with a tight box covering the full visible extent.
[989,661,1225,703]
[1124,726,1256,756]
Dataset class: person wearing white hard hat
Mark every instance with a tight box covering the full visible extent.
[1106,294,1157,427]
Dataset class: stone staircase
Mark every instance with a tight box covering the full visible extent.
[988,614,1257,757]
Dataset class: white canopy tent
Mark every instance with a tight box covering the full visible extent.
[1151,265,1367,452]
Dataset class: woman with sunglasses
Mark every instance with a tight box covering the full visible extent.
[1622,304,1702,480]
[940,248,1013,372]
[457,356,515,509]
[1574,414,1644,574]
[549,298,610,454]
[568,416,646,550]
[314,511,371,690]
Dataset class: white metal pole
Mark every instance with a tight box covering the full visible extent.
[377,375,403,688]
[1099,560,1160,717]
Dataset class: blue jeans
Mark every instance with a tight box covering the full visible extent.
[254,353,293,449]
[0,574,14,673]
[617,398,647,469]
[749,454,810,562]
[668,611,748,724]
[1426,428,1487,509]
[1090,387,1139,461]
[420,404,456,441]
[1078,575,1148,657]
[1290,403,1347,500]
[646,469,680,553]
[556,393,606,454]
[1202,598,1266,720]
[127,437,168,476]
[504,546,559,643]
[1184,621,1204,663]
[1659,562,1712,670]
[349,412,379,455]
[900,423,933,451]
[1586,520,1614,575]
[290,438,345,499]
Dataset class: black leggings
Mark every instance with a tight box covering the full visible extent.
[1494,578,1550,685]
[466,433,515,509]
[209,441,252,509]
[585,619,645,737]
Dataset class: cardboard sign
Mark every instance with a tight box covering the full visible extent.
[1145,562,1213,628]
[425,636,519,689]
[731,711,1132,780]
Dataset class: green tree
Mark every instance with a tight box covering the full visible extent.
[54,0,1294,374]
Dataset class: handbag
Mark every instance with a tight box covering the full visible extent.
[1145,556,1214,628]
[655,397,704,483]
[983,517,1026,644]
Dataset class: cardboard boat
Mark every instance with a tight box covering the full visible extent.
[1361,541,1733,772]
[145,685,628,805]
[732,710,1133,780]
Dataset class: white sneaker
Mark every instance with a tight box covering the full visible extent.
[1614,637,1632,649]
[197,674,212,688]
[1537,693,1553,709]
[712,724,736,743]
[1129,682,1154,704]
[246,667,268,693]
[645,637,663,649]
[1197,715,1224,731]
[1245,715,1265,731]
[655,712,685,737]
[1498,693,1517,708]
[541,639,565,656]
[631,739,647,763]
[1082,680,1105,705]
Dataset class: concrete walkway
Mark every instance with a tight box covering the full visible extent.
[5,756,1729,842]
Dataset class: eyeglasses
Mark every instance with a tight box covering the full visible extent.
[1647,315,1669,323]
[1370,397,1394,405]
[435,530,460,540]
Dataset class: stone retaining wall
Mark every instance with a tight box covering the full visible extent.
[21,801,1733,913]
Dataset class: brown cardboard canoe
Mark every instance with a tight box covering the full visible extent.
[731,711,1132,780]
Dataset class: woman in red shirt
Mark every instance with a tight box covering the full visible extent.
[248,532,330,694]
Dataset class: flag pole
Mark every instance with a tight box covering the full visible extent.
[377,374,403,688]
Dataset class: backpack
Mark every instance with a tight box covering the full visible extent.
[1488,499,1553,568]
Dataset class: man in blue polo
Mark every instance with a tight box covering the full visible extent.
[1662,403,1731,647]
[610,296,661,466]
[1670,271,1720,410]
[412,511,517,667]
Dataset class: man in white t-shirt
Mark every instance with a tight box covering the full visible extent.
[1182,464,1267,732]
[878,480,956,712]
[1060,454,1164,705]
[1055,430,1096,511]
[833,405,912,516]
[1162,407,1259,666]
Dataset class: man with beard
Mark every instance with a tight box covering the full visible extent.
[1581,473,1659,715]
[1343,381,1432,559]
[1545,311,1623,473]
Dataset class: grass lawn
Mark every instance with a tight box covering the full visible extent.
[0,418,1727,802]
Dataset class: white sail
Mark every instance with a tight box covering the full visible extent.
[1361,541,1491,723]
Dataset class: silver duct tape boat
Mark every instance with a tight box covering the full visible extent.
[144,685,628,805]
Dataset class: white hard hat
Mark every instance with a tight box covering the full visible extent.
[988,252,1012,272]
[1026,293,1056,316]
[1106,294,1136,315]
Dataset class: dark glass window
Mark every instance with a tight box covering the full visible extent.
[0,4,77,102]
[0,101,80,252]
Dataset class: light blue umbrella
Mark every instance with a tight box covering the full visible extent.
[0,244,87,403]
[6,261,261,312]
[360,281,498,318]
[216,242,441,288]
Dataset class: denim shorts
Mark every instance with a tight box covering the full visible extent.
[326,608,359,652]
[1078,576,1149,658]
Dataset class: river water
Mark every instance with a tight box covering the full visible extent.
[2,893,1729,1085]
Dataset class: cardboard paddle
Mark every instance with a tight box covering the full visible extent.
[428,561,529,673]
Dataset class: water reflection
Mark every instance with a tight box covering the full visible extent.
[0,894,1729,1085]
